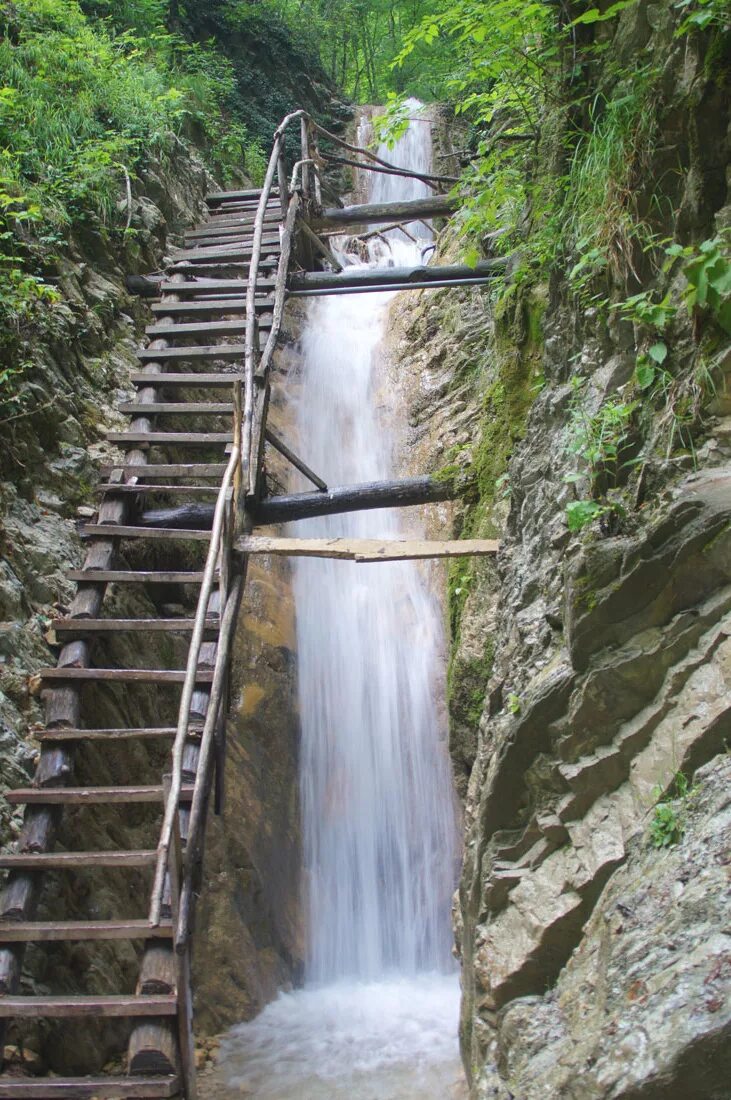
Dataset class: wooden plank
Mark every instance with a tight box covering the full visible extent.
[118,402,234,415]
[35,727,201,742]
[159,278,268,294]
[96,485,222,498]
[130,372,237,387]
[0,920,173,942]
[0,1076,179,1098]
[99,463,227,478]
[38,668,214,684]
[138,344,246,362]
[0,995,178,1018]
[236,535,501,561]
[80,524,213,542]
[52,618,219,637]
[145,319,249,337]
[171,241,281,264]
[5,786,194,806]
[106,431,232,444]
[206,186,270,202]
[0,850,157,868]
[149,298,268,315]
[67,570,210,584]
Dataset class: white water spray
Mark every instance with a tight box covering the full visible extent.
[216,102,462,1097]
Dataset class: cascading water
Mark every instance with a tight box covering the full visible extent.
[214,102,463,1099]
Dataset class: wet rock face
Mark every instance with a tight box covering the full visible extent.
[474,754,731,1100]
[389,15,730,1097]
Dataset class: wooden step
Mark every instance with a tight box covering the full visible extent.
[100,463,227,478]
[207,186,269,201]
[38,667,214,684]
[4,785,194,806]
[158,278,270,295]
[0,995,178,1018]
[149,298,267,315]
[171,239,281,261]
[138,344,246,362]
[52,617,219,638]
[0,1075,179,1098]
[106,430,232,445]
[130,372,237,387]
[0,850,157,868]
[118,402,234,415]
[80,524,213,542]
[0,920,173,942]
[145,319,249,338]
[186,219,280,240]
[97,484,222,498]
[68,569,212,584]
[34,726,200,742]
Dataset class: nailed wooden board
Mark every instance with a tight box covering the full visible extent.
[67,570,212,583]
[80,524,213,542]
[0,920,173,942]
[4,785,194,805]
[52,617,219,636]
[0,995,178,1018]
[0,850,157,868]
[35,727,201,742]
[106,431,232,444]
[149,298,271,315]
[38,668,214,683]
[118,402,234,415]
[130,372,238,387]
[0,1075,180,1097]
[237,536,501,562]
[138,345,247,362]
[99,463,227,478]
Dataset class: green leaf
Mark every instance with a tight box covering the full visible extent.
[648,342,668,364]
[566,499,602,531]
[635,360,656,389]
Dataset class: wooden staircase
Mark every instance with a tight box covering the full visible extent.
[0,108,502,1097]
[0,179,288,1098]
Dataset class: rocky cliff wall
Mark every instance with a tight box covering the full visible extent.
[390,5,731,1095]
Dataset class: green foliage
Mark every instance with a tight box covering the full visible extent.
[564,379,637,531]
[507,692,522,715]
[674,0,731,36]
[649,772,698,848]
[668,234,731,334]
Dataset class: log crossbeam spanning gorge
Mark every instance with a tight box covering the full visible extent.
[0,109,497,1099]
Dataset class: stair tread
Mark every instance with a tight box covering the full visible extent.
[97,485,221,496]
[38,667,214,682]
[5,785,194,805]
[52,617,219,634]
[0,919,172,941]
[99,463,227,477]
[130,372,237,386]
[149,299,264,315]
[138,345,247,361]
[118,402,234,415]
[34,727,201,741]
[145,319,249,336]
[0,995,178,1018]
[0,1074,179,1098]
[80,524,214,542]
[106,430,232,443]
[67,569,213,583]
[0,850,157,867]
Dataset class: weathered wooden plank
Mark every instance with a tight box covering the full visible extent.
[236,536,501,561]
[34,727,201,742]
[80,525,213,542]
[138,344,247,362]
[206,186,272,203]
[96,485,222,498]
[130,373,237,387]
[149,298,269,315]
[0,850,157,868]
[0,1076,180,1098]
[100,463,227,478]
[145,319,248,338]
[67,570,212,584]
[0,995,178,1018]
[170,241,281,264]
[106,431,232,445]
[5,786,194,805]
[118,402,234,415]
[52,618,219,637]
[158,278,268,294]
[0,920,172,942]
[38,668,214,684]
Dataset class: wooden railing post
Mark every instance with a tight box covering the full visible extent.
[300,115,311,204]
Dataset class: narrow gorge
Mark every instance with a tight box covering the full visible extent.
[0,1,729,1098]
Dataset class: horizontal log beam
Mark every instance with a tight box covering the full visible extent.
[253,476,456,525]
[313,195,457,229]
[237,536,500,561]
[287,260,504,293]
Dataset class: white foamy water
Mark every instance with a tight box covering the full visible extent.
[216,102,462,1098]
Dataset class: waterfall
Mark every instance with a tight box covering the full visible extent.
[215,102,462,1099]
[294,102,458,983]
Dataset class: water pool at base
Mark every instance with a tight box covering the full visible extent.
[210,974,464,1099]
